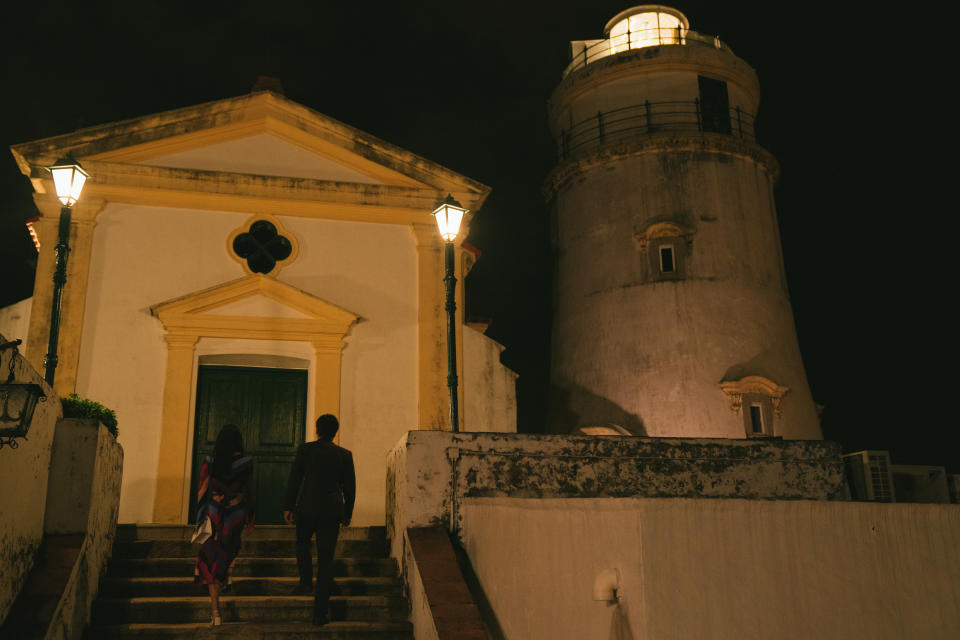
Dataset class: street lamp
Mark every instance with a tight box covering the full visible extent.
[431,194,468,432]
[43,154,89,386]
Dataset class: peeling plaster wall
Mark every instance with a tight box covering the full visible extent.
[461,498,960,640]
[44,419,123,535]
[44,421,123,640]
[463,326,517,433]
[0,333,61,625]
[548,146,820,439]
[386,431,843,563]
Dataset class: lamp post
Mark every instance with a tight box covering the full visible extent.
[431,194,468,432]
[43,154,89,387]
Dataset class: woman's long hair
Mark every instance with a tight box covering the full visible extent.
[211,424,244,480]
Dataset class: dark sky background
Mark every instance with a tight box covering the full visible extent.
[1,1,955,470]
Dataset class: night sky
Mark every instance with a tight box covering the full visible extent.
[1,1,955,470]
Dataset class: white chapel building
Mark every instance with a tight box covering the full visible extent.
[6,91,517,526]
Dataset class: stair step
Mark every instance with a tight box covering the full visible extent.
[91,595,408,624]
[108,557,397,578]
[115,525,386,543]
[84,620,413,639]
[91,525,409,637]
[100,576,402,598]
[113,538,387,559]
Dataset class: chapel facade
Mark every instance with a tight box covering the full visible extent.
[9,92,517,525]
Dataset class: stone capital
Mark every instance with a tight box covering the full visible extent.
[409,222,470,249]
[32,193,107,222]
[164,333,199,350]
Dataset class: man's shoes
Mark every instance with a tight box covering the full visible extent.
[312,611,329,626]
[291,583,312,595]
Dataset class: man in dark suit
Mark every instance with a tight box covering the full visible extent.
[283,414,356,626]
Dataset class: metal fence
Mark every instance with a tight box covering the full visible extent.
[557,100,756,160]
[563,27,731,78]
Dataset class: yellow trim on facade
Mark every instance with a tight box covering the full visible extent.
[149,275,358,523]
[26,161,484,229]
[12,93,491,200]
[634,221,695,252]
[87,116,427,189]
[720,376,790,417]
[410,223,468,431]
[24,195,106,395]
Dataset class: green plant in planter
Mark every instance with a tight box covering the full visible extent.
[61,393,118,438]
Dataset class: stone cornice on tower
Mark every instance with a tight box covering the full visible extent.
[548,45,761,131]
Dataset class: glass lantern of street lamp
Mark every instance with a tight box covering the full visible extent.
[431,194,468,242]
[46,154,90,206]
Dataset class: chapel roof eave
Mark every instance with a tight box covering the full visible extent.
[9,91,491,207]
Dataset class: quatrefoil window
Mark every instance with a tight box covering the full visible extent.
[231,220,294,274]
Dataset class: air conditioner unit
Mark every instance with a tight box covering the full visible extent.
[948,474,960,505]
[842,451,895,502]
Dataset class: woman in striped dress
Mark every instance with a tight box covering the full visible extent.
[194,424,255,626]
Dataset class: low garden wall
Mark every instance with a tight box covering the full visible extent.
[42,419,123,640]
[0,333,61,624]
[386,431,844,640]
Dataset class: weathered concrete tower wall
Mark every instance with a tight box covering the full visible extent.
[545,6,821,439]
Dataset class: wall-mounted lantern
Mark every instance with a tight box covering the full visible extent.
[0,339,46,450]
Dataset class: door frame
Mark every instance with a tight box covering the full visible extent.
[183,347,317,524]
[150,275,358,524]
[188,364,308,524]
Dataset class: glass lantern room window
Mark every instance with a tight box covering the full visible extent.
[607,7,687,53]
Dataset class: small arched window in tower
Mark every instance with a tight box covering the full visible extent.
[720,376,790,438]
[635,221,693,282]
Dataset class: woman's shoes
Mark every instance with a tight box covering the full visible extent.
[222,576,232,594]
[210,614,222,627]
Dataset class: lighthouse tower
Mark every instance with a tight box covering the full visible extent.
[545,6,821,440]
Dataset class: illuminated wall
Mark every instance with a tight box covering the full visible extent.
[546,7,821,439]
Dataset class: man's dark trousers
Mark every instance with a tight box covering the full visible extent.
[283,437,355,622]
[295,512,340,617]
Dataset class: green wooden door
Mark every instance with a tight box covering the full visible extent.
[190,366,307,525]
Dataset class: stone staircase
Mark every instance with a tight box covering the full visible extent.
[84,524,412,639]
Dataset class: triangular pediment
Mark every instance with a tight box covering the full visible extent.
[140,132,388,185]
[202,293,314,319]
[10,91,490,224]
[151,275,358,337]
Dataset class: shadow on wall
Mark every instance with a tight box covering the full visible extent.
[609,602,636,640]
[722,352,784,385]
[548,383,647,436]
